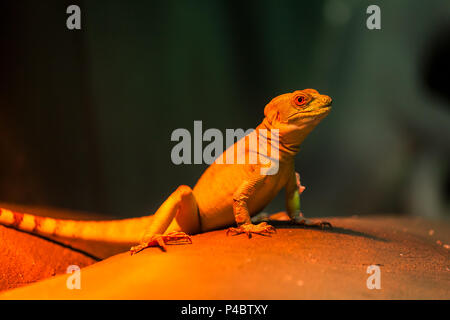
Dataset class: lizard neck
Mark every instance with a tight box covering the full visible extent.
[256,118,301,157]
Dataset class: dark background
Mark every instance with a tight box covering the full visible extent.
[1,0,449,219]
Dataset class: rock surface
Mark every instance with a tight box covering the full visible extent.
[0,215,449,299]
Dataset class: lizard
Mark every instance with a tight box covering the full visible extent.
[0,88,333,255]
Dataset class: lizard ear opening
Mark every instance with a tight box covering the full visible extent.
[264,102,278,124]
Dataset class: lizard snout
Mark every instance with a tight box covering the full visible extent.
[320,95,332,107]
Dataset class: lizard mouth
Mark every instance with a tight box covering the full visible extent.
[306,107,331,118]
[309,100,333,115]
[288,105,331,121]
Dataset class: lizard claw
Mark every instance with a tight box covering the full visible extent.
[226,222,276,238]
[130,231,192,255]
[293,217,333,229]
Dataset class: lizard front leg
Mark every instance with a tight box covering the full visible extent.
[227,175,276,238]
[286,172,332,229]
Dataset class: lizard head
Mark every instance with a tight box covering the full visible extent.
[263,89,332,151]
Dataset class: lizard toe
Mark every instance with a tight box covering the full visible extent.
[129,232,192,255]
[226,222,276,238]
[294,217,332,229]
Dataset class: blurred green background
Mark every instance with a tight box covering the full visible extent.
[1,0,449,219]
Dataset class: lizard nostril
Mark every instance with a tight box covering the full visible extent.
[323,96,332,106]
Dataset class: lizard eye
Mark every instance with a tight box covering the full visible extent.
[294,94,308,107]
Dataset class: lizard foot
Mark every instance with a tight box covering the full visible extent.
[226,222,276,238]
[293,216,332,229]
[130,231,192,255]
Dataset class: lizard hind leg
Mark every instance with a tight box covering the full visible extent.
[130,185,200,255]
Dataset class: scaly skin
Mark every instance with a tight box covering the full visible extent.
[0,89,332,255]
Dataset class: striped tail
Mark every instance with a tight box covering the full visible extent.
[0,207,153,244]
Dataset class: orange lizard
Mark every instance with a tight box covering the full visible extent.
[0,89,332,255]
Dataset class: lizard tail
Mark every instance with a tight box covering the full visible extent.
[0,207,153,244]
